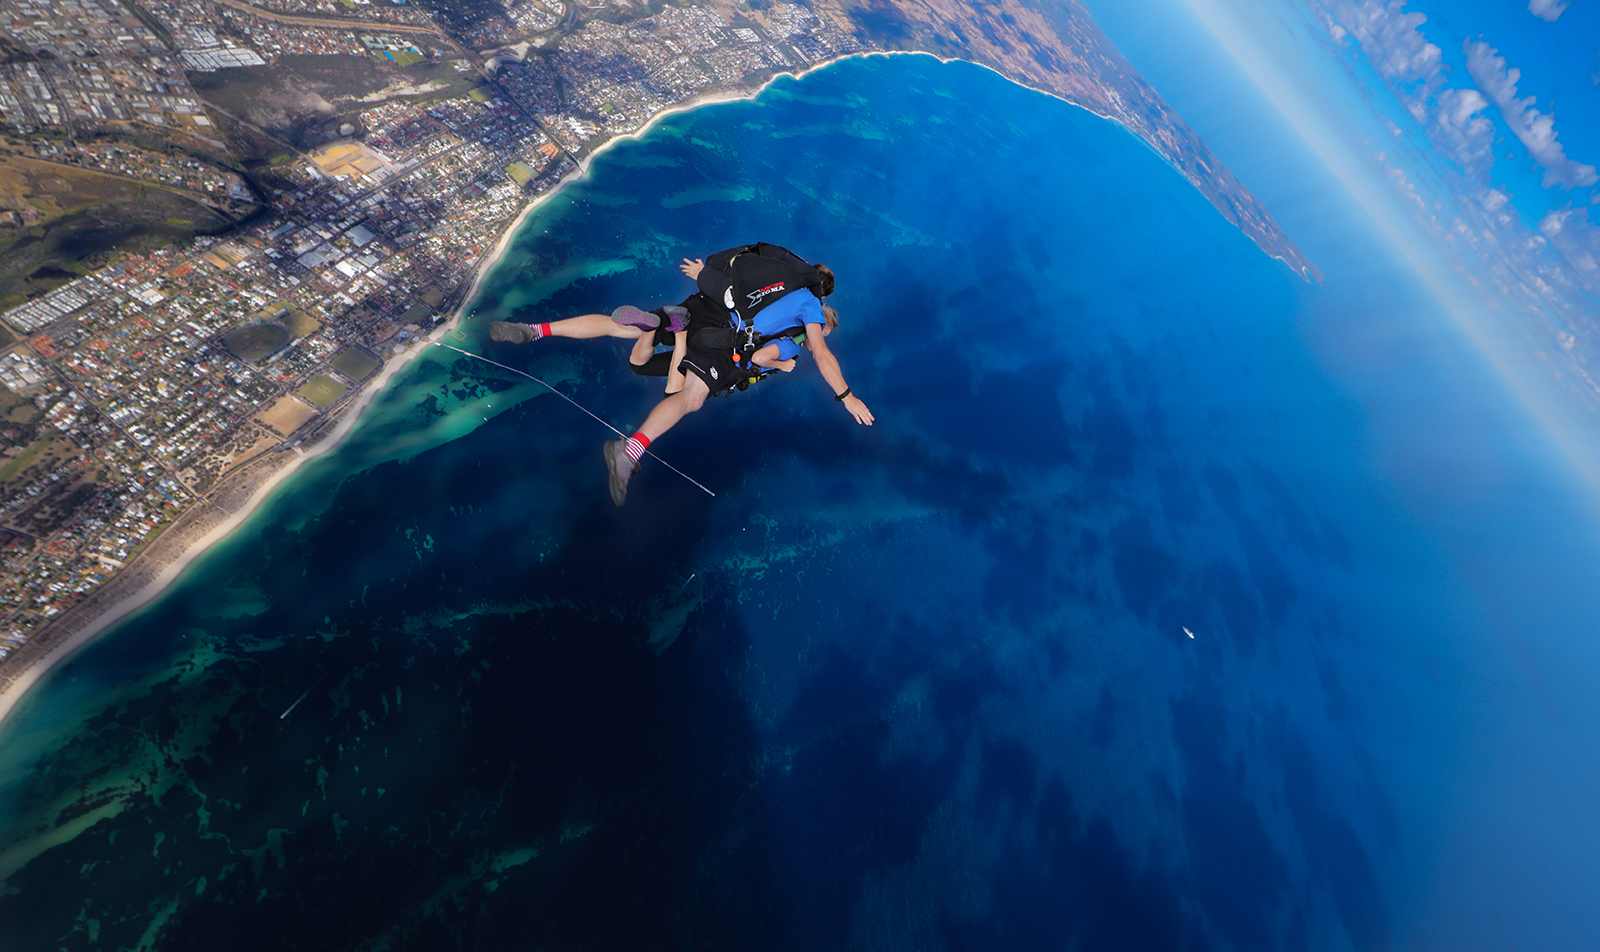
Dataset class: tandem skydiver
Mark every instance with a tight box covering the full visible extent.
[489,242,874,505]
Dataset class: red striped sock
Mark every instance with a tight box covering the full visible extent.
[625,432,650,462]
[534,322,551,338]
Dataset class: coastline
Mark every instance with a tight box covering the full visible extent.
[0,56,863,732]
[0,44,1309,731]
[0,334,429,729]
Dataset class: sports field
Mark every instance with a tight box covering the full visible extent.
[295,374,347,410]
[224,323,289,362]
[331,348,380,381]
[254,394,318,436]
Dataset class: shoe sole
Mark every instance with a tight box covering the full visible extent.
[603,440,638,506]
[611,306,659,331]
[489,321,533,343]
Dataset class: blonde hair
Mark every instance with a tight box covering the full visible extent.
[823,304,838,333]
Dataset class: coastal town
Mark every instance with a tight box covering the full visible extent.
[0,0,1317,687]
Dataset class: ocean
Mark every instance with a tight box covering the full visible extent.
[2,52,1597,950]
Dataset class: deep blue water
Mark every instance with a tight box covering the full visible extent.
[3,53,1598,951]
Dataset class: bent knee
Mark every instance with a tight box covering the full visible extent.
[681,378,710,411]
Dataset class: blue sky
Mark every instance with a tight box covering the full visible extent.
[1297,0,1600,315]
[1087,0,1600,495]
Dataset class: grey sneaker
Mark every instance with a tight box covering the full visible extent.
[603,439,639,506]
[490,321,537,344]
[611,305,659,331]
[661,305,689,333]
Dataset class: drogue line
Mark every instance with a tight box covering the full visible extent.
[432,341,716,498]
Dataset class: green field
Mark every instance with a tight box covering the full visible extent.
[283,309,321,338]
[505,161,535,188]
[296,374,347,409]
[331,348,380,381]
[0,429,53,485]
[223,323,289,361]
[399,303,433,324]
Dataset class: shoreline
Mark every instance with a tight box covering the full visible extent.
[0,45,1301,731]
[0,54,869,732]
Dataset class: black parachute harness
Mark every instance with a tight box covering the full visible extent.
[710,243,823,396]
[717,315,808,396]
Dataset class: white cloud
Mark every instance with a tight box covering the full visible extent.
[1540,207,1600,292]
[1329,0,1443,83]
[1481,189,1510,212]
[1432,87,1496,173]
[1386,163,1426,209]
[1528,0,1570,22]
[1464,40,1599,189]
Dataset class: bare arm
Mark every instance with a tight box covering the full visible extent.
[751,342,796,373]
[804,322,873,425]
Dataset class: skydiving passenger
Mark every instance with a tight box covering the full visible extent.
[489,242,873,505]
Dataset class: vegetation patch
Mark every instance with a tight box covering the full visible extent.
[189,55,486,150]
[296,373,347,409]
[223,322,290,361]
[331,347,380,381]
[0,385,34,423]
[0,428,52,485]
[0,157,230,305]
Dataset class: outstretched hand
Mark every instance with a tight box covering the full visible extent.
[843,394,874,425]
[679,257,704,280]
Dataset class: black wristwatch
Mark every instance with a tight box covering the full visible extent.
[834,387,852,402]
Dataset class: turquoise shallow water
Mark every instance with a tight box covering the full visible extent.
[2,53,1598,950]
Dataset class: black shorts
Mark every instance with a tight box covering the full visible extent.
[628,313,682,378]
[673,293,752,395]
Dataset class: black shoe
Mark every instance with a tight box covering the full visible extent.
[490,321,536,343]
[603,439,639,506]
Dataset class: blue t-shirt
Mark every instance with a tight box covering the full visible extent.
[731,289,821,368]
[770,337,804,362]
[744,289,823,338]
